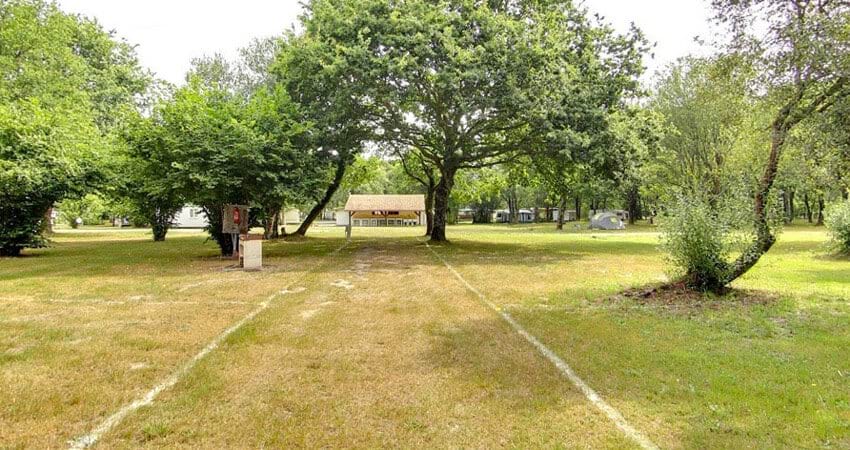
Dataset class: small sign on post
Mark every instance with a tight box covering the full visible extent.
[222,205,250,260]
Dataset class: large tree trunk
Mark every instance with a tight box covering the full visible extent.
[202,204,232,256]
[506,187,519,224]
[430,165,457,242]
[724,122,787,285]
[781,191,790,224]
[817,196,825,226]
[556,196,566,231]
[804,193,813,223]
[424,178,435,236]
[262,206,280,240]
[626,184,640,225]
[788,191,797,223]
[150,207,173,242]
[42,207,54,236]
[574,196,581,222]
[270,212,280,239]
[293,158,347,236]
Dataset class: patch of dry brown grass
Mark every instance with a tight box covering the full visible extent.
[0,230,348,447]
[97,237,635,448]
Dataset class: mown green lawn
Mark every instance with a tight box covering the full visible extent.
[435,223,850,448]
[1,223,848,448]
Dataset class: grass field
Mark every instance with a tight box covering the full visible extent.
[1,223,848,448]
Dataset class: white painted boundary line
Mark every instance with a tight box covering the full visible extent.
[424,242,659,450]
[68,241,351,449]
[11,299,254,306]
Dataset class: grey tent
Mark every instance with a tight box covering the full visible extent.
[590,212,625,230]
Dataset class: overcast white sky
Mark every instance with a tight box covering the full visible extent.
[57,0,716,86]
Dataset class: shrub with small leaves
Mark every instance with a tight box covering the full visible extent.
[825,199,850,255]
[661,197,745,293]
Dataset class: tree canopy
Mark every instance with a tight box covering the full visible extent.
[307,0,647,240]
[0,0,148,255]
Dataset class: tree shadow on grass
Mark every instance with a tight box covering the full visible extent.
[0,235,349,284]
[812,252,850,262]
[423,237,659,270]
[0,233,659,295]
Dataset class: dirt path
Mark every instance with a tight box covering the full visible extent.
[95,238,636,448]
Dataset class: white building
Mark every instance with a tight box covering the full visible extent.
[283,208,302,224]
[173,205,208,228]
[552,209,578,222]
[493,209,535,223]
[173,206,306,229]
[337,194,426,227]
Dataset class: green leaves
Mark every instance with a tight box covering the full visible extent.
[0,0,147,255]
[825,200,850,255]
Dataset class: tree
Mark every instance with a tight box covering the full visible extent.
[794,93,850,208]
[396,150,438,236]
[779,124,842,225]
[822,97,850,197]
[153,72,319,254]
[273,10,374,237]
[711,0,850,285]
[57,194,108,228]
[608,108,666,225]
[523,7,647,230]
[0,0,147,256]
[147,41,328,251]
[119,112,185,241]
[332,155,393,202]
[246,85,323,239]
[497,163,539,224]
[650,56,754,205]
[451,168,507,224]
[343,0,646,241]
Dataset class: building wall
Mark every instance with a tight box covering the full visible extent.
[552,209,577,222]
[335,210,349,226]
[340,211,424,227]
[320,209,336,221]
[493,210,535,223]
[173,205,208,228]
[283,209,301,224]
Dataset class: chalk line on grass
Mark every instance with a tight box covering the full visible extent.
[13,298,253,307]
[68,241,350,449]
[424,242,659,450]
[329,279,354,289]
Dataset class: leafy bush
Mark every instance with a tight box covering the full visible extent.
[0,102,98,255]
[1,1,147,255]
[825,199,850,255]
[661,197,747,292]
[0,170,50,256]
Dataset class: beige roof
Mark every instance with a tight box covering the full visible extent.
[344,194,425,212]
